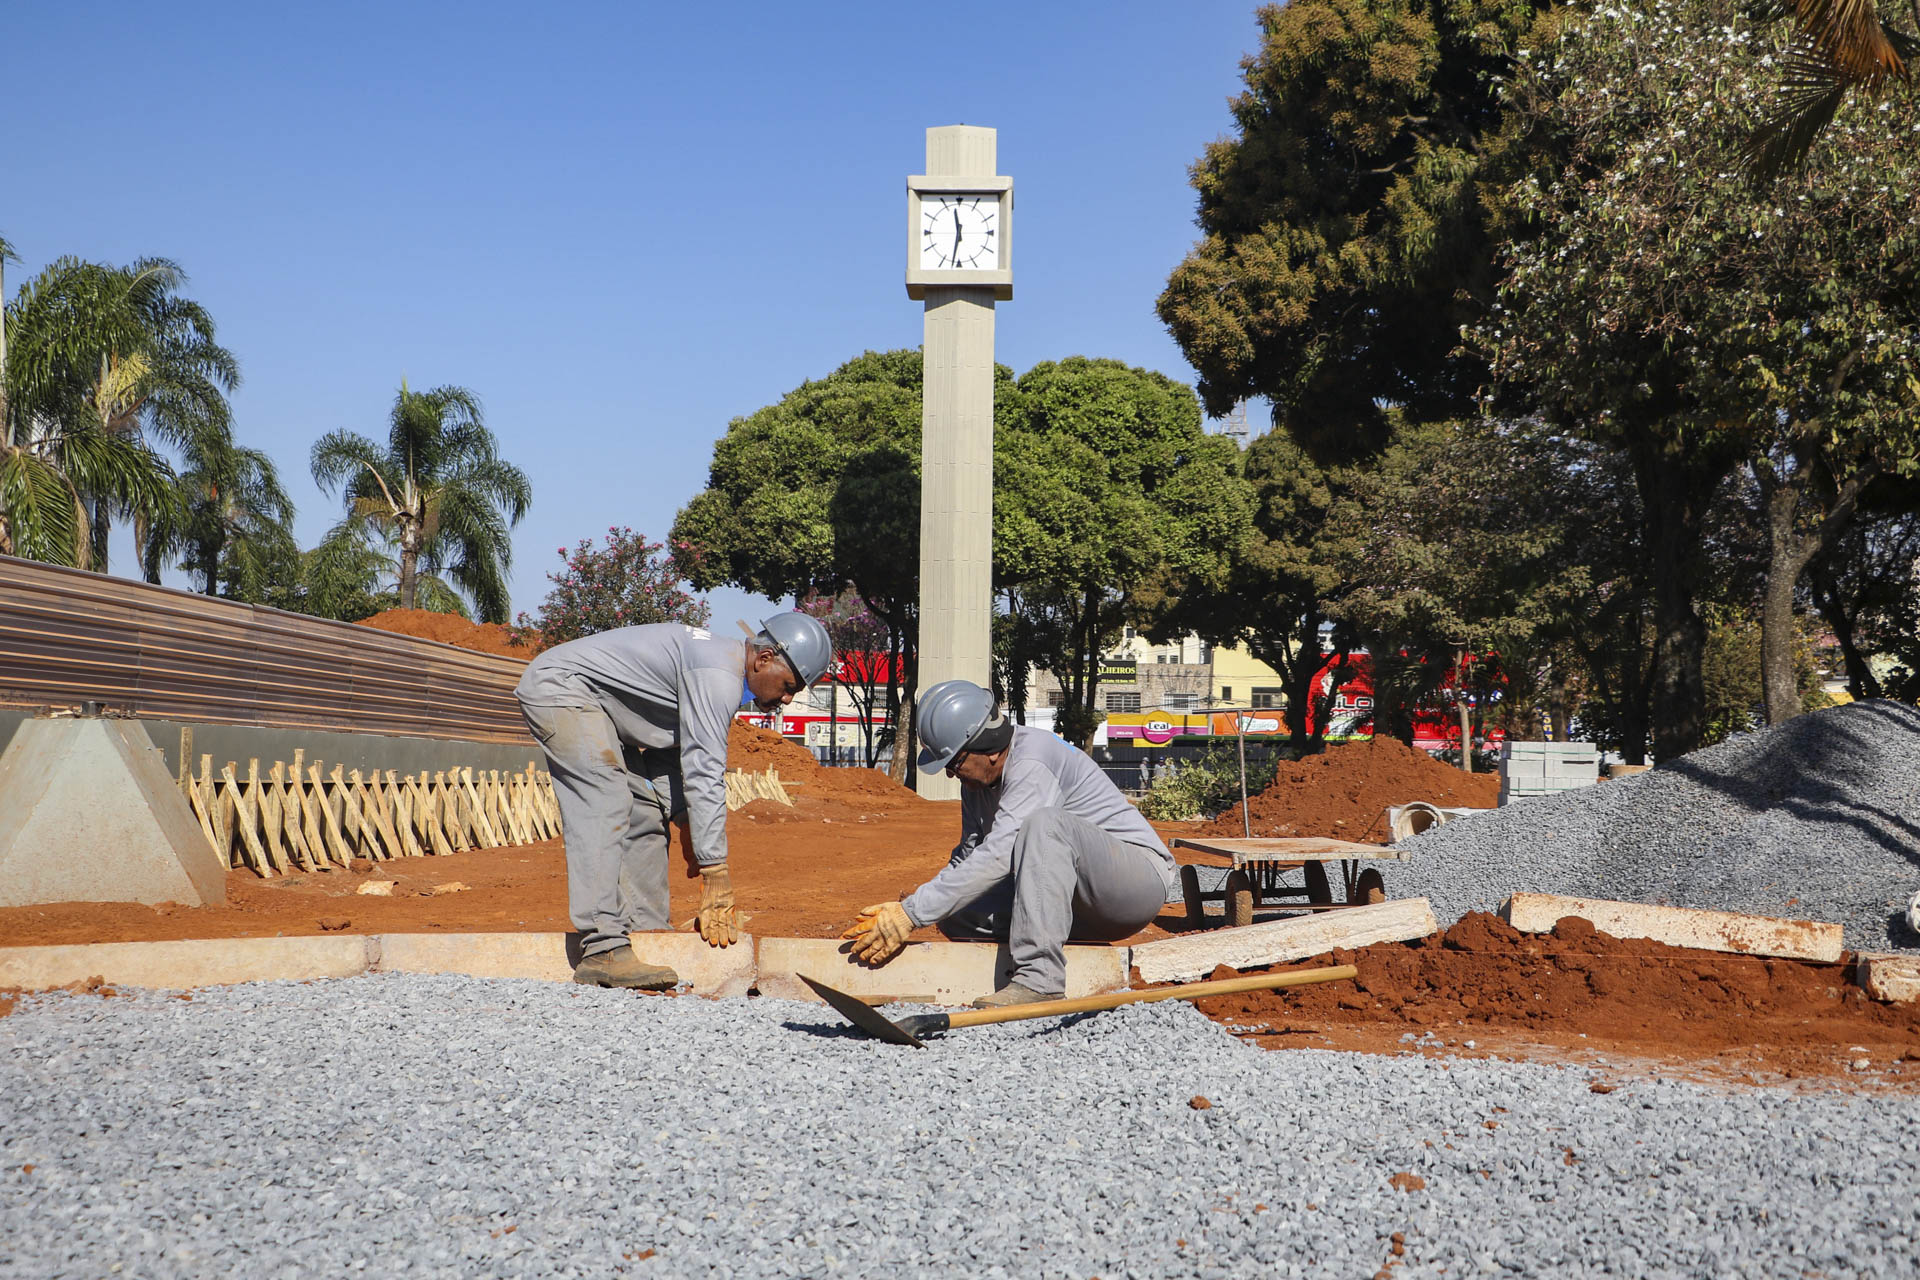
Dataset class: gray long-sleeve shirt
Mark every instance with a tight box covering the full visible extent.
[515,623,744,867]
[901,725,1176,925]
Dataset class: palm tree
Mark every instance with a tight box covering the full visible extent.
[2,255,180,567]
[310,382,530,621]
[1745,0,1919,177]
[143,434,296,595]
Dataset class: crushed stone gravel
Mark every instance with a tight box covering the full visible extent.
[1393,699,1920,952]
[4,973,1918,1278]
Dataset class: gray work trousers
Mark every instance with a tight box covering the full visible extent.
[945,806,1169,997]
[520,701,684,958]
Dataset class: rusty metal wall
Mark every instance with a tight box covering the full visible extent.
[0,555,534,744]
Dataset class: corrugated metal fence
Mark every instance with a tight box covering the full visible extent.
[0,555,533,744]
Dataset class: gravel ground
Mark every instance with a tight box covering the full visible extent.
[1394,700,1920,952]
[5,973,1919,1279]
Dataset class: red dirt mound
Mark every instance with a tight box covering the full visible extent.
[356,609,535,659]
[729,722,925,809]
[1197,736,1498,842]
[1190,912,1920,1082]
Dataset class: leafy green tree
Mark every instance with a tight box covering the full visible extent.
[995,357,1247,748]
[142,434,296,595]
[310,382,530,622]
[673,350,946,781]
[1486,0,1920,749]
[2,252,230,570]
[1143,427,1359,753]
[1156,0,1550,457]
[515,527,710,650]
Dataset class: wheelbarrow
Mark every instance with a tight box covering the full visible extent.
[1171,837,1410,930]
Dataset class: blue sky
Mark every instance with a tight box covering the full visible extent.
[9,1,1265,631]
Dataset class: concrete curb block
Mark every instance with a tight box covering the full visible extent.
[1131,898,1439,984]
[755,937,1129,1004]
[0,936,374,991]
[1856,953,1920,1004]
[0,933,1130,1003]
[371,932,757,997]
[1502,892,1845,963]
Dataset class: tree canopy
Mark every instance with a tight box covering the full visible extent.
[1156,0,1549,458]
[311,382,531,623]
[1485,0,1920,750]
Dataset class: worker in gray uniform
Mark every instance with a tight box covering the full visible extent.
[842,679,1176,1007]
[516,613,833,989]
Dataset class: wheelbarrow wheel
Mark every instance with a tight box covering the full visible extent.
[1224,869,1255,928]
[1353,867,1387,905]
[1303,861,1334,907]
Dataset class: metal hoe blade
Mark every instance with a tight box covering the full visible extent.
[799,973,927,1047]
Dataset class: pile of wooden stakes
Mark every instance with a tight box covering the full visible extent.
[724,767,794,810]
[175,745,560,877]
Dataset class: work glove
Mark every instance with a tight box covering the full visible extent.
[841,901,913,966]
[696,862,738,947]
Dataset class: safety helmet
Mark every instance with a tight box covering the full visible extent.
[759,612,834,687]
[915,679,999,774]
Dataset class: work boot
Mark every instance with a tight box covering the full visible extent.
[572,945,679,990]
[972,981,1057,1009]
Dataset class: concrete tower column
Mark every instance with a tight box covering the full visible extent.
[911,125,1007,800]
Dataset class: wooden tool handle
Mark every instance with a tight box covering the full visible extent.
[945,964,1358,1029]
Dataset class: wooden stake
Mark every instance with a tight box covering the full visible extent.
[388,771,426,859]
[310,764,353,865]
[186,754,222,860]
[222,762,273,876]
[462,768,500,847]
[218,762,240,866]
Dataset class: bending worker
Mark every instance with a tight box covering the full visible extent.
[516,614,833,989]
[843,679,1176,1007]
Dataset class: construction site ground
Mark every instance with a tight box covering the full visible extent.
[5,791,1915,1091]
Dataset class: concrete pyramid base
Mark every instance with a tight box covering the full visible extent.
[0,718,227,908]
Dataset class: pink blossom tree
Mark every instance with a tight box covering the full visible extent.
[516,527,710,649]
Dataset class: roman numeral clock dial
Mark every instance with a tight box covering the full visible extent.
[920,195,998,270]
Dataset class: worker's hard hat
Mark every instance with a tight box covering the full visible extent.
[759,612,834,687]
[915,679,1000,774]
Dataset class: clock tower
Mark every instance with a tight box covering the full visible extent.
[908,126,1011,800]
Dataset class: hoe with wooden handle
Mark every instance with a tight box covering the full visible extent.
[799,965,1358,1047]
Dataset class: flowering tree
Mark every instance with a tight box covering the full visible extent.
[516,527,710,649]
[1486,0,1920,748]
[797,589,894,766]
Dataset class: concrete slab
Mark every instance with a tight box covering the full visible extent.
[755,937,1129,1004]
[0,718,226,908]
[372,931,756,996]
[1855,953,1920,1004]
[0,936,371,991]
[1503,892,1845,963]
[1132,898,1440,984]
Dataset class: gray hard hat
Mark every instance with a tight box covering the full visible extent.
[759,611,833,687]
[915,679,999,774]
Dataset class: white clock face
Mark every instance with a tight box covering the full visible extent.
[920,194,999,270]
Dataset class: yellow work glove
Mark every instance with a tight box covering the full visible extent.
[696,863,738,947]
[841,901,913,966]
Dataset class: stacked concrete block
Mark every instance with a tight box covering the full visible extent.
[1499,740,1601,805]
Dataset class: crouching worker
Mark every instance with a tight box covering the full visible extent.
[516,613,833,988]
[842,679,1176,1008]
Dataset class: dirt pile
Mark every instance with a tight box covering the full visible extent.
[355,609,535,659]
[1197,736,1498,842]
[1191,912,1920,1080]
[729,722,925,810]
